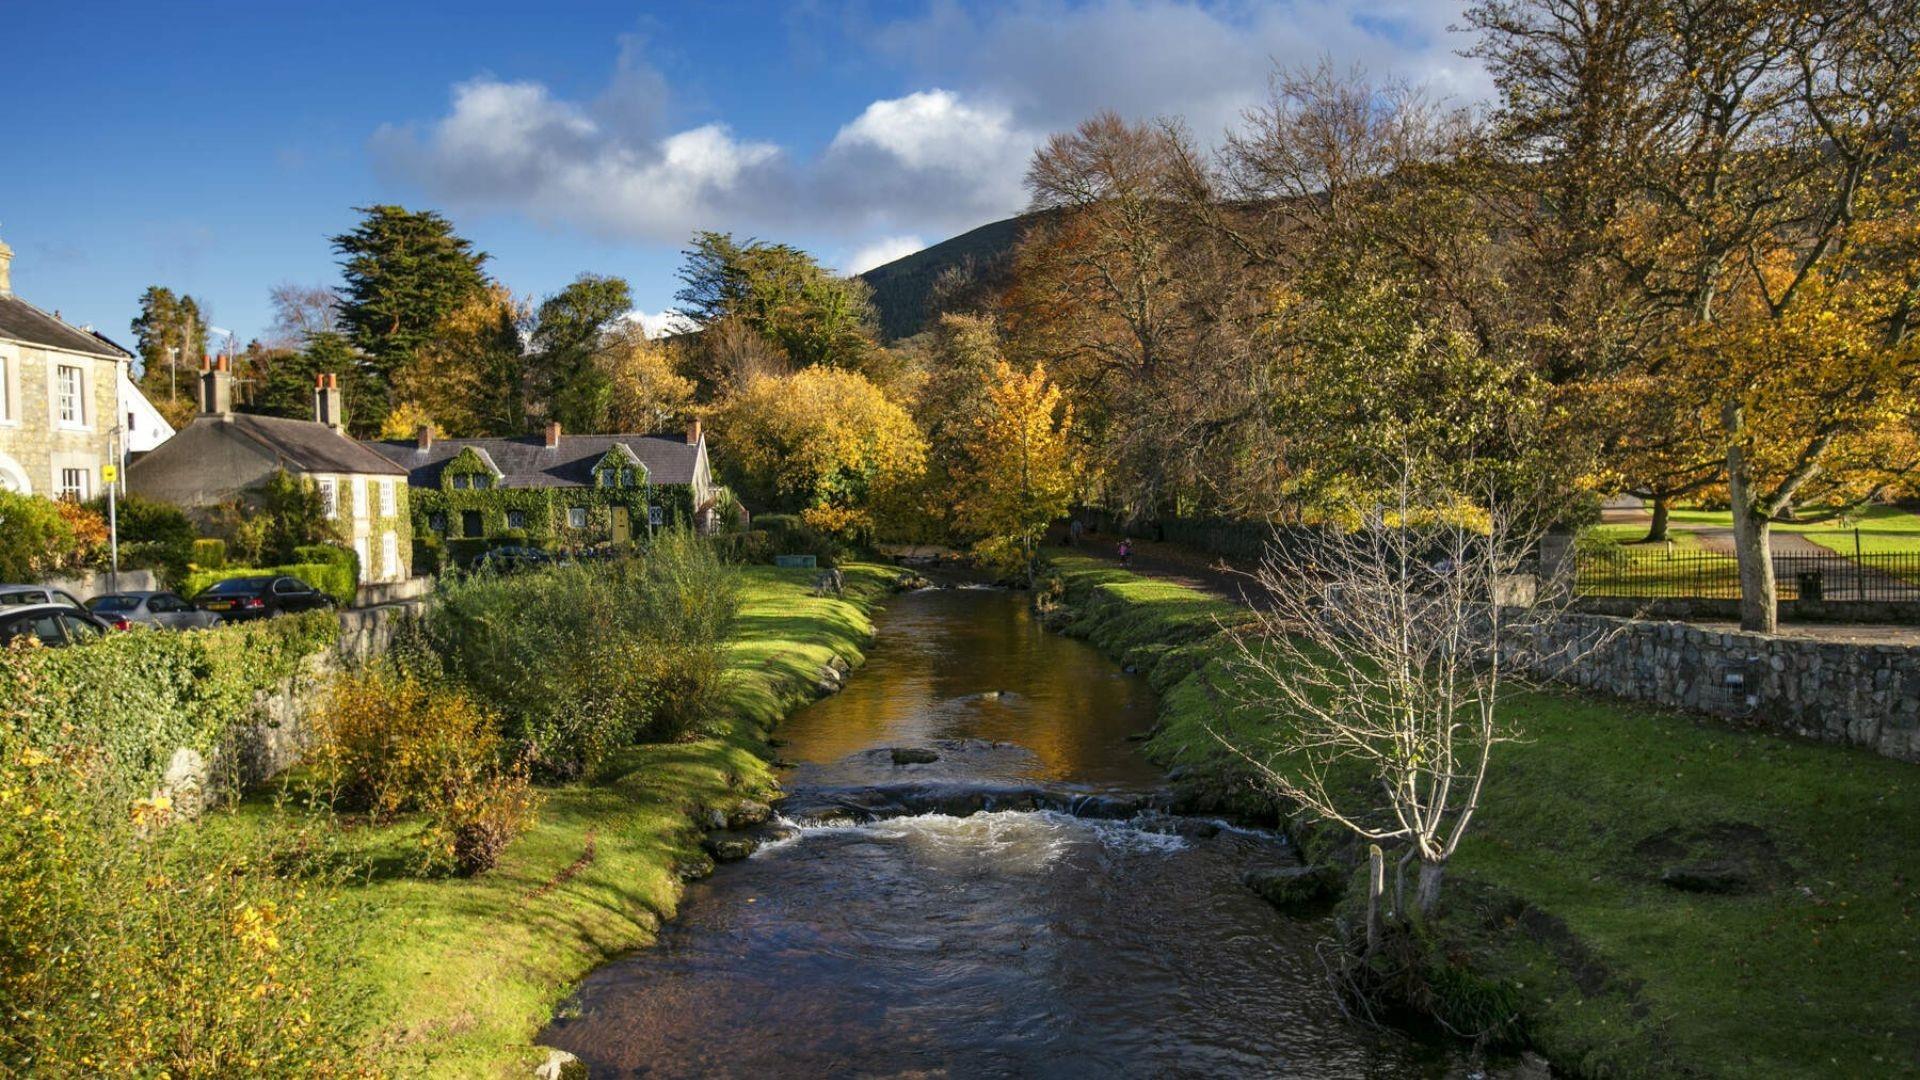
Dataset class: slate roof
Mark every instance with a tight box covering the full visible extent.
[363,433,703,489]
[0,294,131,359]
[224,414,408,475]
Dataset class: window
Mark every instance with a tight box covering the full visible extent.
[56,365,84,425]
[567,507,587,529]
[318,478,339,519]
[649,505,665,527]
[0,351,11,421]
[473,474,490,490]
[380,479,396,517]
[381,531,399,580]
[60,614,103,641]
[58,468,88,501]
[352,477,368,520]
[461,510,483,537]
[452,474,471,490]
[428,513,448,534]
[506,510,526,530]
[623,468,638,488]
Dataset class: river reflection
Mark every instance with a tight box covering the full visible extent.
[543,587,1460,1078]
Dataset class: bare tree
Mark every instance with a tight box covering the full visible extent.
[265,282,342,350]
[1217,475,1563,921]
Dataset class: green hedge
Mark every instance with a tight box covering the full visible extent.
[180,562,358,606]
[192,538,228,570]
[0,610,338,797]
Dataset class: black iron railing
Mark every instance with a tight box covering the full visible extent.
[1575,549,1920,601]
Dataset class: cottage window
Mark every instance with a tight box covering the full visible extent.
[381,531,399,580]
[56,365,84,425]
[622,468,638,488]
[567,507,587,529]
[58,468,88,501]
[461,510,483,537]
[380,479,396,517]
[317,478,338,519]
[649,505,665,527]
[0,350,11,421]
[506,510,527,530]
[428,513,447,534]
[352,478,368,520]
[473,474,491,490]
[452,474,471,490]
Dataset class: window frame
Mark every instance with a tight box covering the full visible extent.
[567,506,587,529]
[58,468,89,501]
[379,479,396,518]
[55,364,85,426]
[317,478,339,519]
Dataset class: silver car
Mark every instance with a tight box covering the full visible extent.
[84,590,222,631]
[0,584,87,611]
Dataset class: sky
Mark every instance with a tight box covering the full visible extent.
[0,1,1491,349]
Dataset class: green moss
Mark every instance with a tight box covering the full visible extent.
[211,563,902,1077]
[1045,554,1920,1078]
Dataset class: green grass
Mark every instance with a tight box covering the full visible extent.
[1619,505,1920,558]
[208,563,901,1077]
[1046,554,1920,1078]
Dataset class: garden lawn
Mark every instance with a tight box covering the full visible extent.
[207,563,901,1078]
[1047,554,1920,1078]
[1655,505,1920,558]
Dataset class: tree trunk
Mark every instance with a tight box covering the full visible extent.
[1645,496,1670,543]
[1366,845,1385,954]
[1725,404,1778,634]
[1414,858,1446,919]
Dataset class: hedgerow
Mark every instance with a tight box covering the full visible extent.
[180,561,358,606]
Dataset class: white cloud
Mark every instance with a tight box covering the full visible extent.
[843,235,926,275]
[624,309,700,339]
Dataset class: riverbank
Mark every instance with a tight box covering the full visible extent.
[213,563,902,1077]
[1042,554,1920,1078]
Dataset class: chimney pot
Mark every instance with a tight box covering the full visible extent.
[545,420,562,449]
[0,234,13,297]
[314,372,346,433]
[416,424,433,452]
[199,357,233,417]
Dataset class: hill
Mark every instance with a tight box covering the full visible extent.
[857,213,1039,341]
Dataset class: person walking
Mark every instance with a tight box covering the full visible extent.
[1117,538,1132,567]
[1068,517,1085,547]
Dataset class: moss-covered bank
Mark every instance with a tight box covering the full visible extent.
[216,563,902,1077]
[1042,554,1920,1079]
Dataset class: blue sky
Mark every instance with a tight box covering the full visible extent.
[0,1,1486,348]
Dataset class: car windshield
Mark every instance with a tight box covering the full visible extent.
[203,578,273,595]
[0,591,47,606]
[87,596,142,612]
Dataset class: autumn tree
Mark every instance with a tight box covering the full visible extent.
[675,232,879,371]
[958,361,1079,584]
[564,324,696,434]
[717,367,926,542]
[331,205,490,427]
[393,285,529,437]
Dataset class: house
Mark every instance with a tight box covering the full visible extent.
[0,232,170,497]
[362,420,720,561]
[126,362,412,583]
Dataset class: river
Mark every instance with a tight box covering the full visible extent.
[542,585,1462,1078]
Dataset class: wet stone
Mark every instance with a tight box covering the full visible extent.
[703,834,759,862]
[1242,864,1343,912]
[890,747,941,765]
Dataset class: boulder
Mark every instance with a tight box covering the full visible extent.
[534,1048,587,1080]
[1660,861,1750,894]
[702,834,758,862]
[726,800,773,829]
[1242,864,1343,912]
[160,747,208,820]
[890,747,940,765]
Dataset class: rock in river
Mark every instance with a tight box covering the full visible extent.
[890,747,941,765]
[702,834,759,862]
[1242,864,1343,912]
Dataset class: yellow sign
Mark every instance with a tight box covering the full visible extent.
[101,464,118,484]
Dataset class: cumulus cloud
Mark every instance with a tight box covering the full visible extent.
[842,235,927,275]
[624,309,700,339]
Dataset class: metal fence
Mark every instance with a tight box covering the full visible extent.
[1575,549,1920,601]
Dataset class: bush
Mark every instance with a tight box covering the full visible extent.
[0,740,369,1076]
[193,537,229,569]
[0,491,81,579]
[294,543,360,587]
[311,664,501,821]
[755,513,844,567]
[425,762,539,877]
[413,530,739,777]
[83,493,196,585]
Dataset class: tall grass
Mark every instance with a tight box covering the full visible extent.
[408,530,740,778]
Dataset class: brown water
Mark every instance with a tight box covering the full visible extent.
[542,586,1460,1078]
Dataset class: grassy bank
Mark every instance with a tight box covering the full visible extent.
[1044,554,1920,1078]
[214,563,901,1077]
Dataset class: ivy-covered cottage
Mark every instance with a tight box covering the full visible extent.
[364,421,721,564]
[127,364,413,583]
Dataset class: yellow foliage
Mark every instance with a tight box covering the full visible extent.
[956,361,1079,578]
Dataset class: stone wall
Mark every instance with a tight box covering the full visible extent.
[1518,613,1920,763]
[1573,596,1920,624]
[42,567,158,599]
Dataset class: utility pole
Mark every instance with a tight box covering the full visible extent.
[105,421,121,592]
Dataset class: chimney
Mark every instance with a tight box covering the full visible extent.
[0,232,12,297]
[416,424,433,452]
[199,355,232,417]
[544,420,562,449]
[313,372,345,432]
[686,418,702,446]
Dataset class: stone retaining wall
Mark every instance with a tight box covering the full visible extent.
[1520,613,1920,763]
[1573,596,1920,624]
[42,567,158,598]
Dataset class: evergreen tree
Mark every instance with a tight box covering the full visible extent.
[527,274,632,429]
[130,286,208,426]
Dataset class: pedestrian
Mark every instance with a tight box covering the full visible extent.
[1068,518,1085,547]
[1118,538,1132,567]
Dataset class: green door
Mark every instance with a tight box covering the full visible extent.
[612,505,631,544]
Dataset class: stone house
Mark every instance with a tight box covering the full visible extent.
[362,420,720,563]
[127,363,412,583]
[0,234,171,498]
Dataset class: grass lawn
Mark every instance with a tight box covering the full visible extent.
[1632,505,1920,557]
[207,563,901,1078]
[1046,554,1920,1078]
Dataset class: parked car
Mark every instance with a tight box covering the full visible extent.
[0,604,112,647]
[191,576,336,621]
[469,545,555,573]
[0,584,87,611]
[85,591,223,631]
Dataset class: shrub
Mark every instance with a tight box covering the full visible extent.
[424,761,540,877]
[756,513,844,567]
[193,537,229,569]
[294,543,360,587]
[311,664,501,821]
[0,491,81,579]
[0,741,369,1076]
